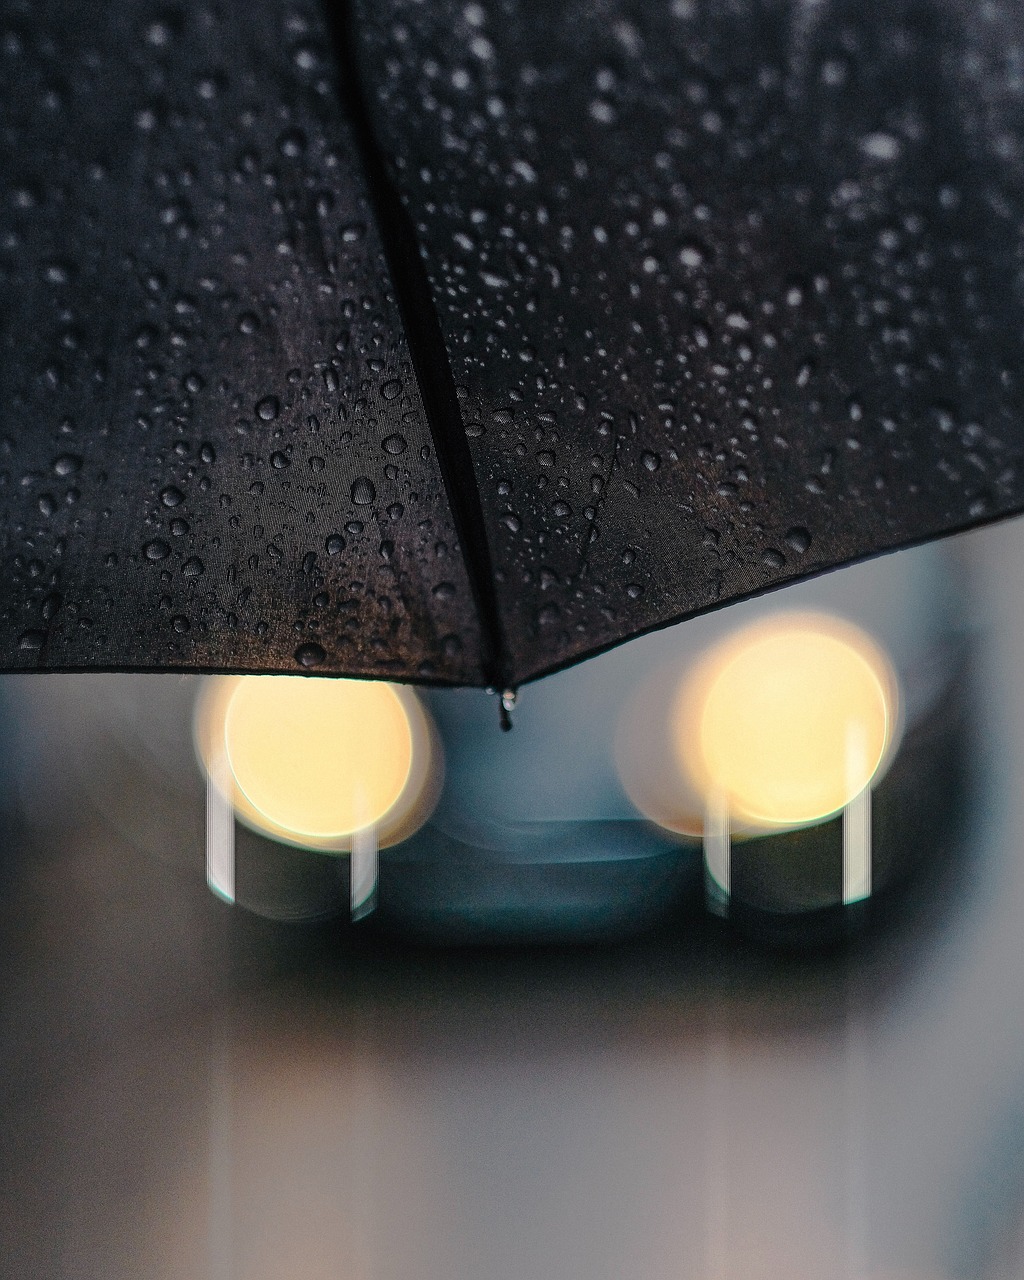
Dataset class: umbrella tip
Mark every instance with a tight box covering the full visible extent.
[499,687,517,732]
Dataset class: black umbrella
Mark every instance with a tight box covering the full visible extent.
[3,0,1022,710]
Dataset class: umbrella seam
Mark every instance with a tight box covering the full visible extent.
[323,0,512,693]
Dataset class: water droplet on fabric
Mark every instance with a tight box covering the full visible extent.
[294,641,326,668]
[860,132,901,161]
[785,526,812,554]
[679,241,707,268]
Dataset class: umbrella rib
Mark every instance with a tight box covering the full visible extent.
[325,0,511,693]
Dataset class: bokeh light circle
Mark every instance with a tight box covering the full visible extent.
[195,675,441,851]
[677,612,900,830]
[225,677,412,839]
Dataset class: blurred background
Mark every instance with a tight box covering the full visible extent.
[2,514,1024,1280]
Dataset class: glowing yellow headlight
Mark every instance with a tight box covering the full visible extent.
[679,613,899,830]
[617,611,901,836]
[195,675,441,851]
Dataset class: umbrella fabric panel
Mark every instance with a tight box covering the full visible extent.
[0,0,483,683]
[355,0,1024,685]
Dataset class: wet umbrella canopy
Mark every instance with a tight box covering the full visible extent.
[2,0,1023,691]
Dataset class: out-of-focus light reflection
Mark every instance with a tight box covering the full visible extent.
[618,611,901,837]
[205,736,235,903]
[681,612,899,830]
[194,676,441,853]
[226,677,412,838]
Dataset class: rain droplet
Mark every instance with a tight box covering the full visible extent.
[270,451,290,469]
[762,548,786,569]
[53,454,82,476]
[325,534,346,555]
[381,379,401,400]
[42,260,73,286]
[351,477,376,505]
[38,493,57,516]
[432,581,456,600]
[277,127,307,158]
[160,485,184,507]
[144,539,171,561]
[860,132,901,161]
[641,451,661,472]
[678,241,707,268]
[382,434,407,455]
[255,395,280,421]
[145,18,175,46]
[18,629,45,651]
[784,526,812,554]
[294,641,326,668]
[182,556,205,577]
